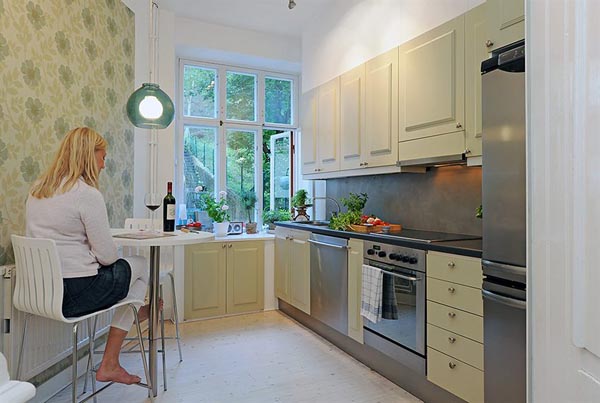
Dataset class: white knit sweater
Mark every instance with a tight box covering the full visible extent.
[26,179,118,278]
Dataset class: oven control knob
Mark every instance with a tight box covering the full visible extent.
[378,251,387,258]
[401,256,410,262]
[409,257,418,264]
[395,254,405,261]
[389,253,398,260]
[367,249,375,255]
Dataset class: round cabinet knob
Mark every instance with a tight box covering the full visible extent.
[363,162,369,166]
[222,244,226,248]
[448,312,456,318]
[448,261,456,268]
[228,244,233,248]
[456,122,462,129]
[378,251,387,258]
[485,39,494,48]
[449,362,457,369]
[367,249,375,255]
[448,337,456,344]
[448,287,456,294]
[409,257,417,264]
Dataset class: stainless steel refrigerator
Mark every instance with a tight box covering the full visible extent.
[481,39,526,403]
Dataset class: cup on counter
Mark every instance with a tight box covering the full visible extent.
[381,226,391,234]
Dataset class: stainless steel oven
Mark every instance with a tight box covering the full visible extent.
[363,242,427,373]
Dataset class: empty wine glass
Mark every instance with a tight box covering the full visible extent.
[144,192,162,232]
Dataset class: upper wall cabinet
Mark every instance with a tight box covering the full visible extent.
[485,0,524,52]
[398,16,465,163]
[340,64,366,170]
[465,2,488,160]
[365,48,399,168]
[300,78,341,175]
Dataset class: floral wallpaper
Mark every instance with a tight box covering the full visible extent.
[0,0,135,265]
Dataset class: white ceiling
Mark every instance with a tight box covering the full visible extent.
[159,0,338,38]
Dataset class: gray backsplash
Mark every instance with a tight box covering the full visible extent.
[325,166,482,236]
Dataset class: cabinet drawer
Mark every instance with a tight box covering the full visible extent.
[427,277,483,316]
[427,324,483,370]
[427,251,482,288]
[427,301,483,343]
[428,347,484,403]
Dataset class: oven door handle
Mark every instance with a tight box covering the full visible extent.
[385,271,420,282]
[307,239,348,250]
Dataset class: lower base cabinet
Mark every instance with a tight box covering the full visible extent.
[426,251,484,403]
[184,241,264,320]
[275,227,310,314]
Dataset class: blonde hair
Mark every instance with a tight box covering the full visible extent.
[30,127,108,198]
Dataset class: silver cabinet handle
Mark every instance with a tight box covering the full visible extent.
[448,261,456,268]
[448,337,456,344]
[448,287,456,294]
[449,362,457,369]
[363,162,368,166]
[485,39,494,48]
[307,239,348,250]
[228,244,232,248]
[448,312,456,318]
[482,289,526,310]
[222,244,226,248]
[456,122,462,129]
[359,162,364,166]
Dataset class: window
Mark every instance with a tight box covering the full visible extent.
[179,60,297,227]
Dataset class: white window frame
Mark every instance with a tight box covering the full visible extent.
[177,58,298,226]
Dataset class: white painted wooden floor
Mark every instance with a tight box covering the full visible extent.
[48,310,421,403]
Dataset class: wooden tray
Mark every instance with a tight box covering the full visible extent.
[348,223,402,233]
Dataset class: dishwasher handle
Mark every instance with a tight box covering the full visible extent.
[307,239,348,250]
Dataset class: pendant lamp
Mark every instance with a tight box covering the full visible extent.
[127,1,174,129]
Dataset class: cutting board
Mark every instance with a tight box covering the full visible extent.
[348,223,402,233]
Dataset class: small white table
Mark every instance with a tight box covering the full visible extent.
[111,229,214,396]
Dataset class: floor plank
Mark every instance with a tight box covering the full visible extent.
[48,310,422,403]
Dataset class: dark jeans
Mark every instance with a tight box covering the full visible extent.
[62,259,132,318]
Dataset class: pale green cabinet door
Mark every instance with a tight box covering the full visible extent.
[289,237,310,314]
[300,88,318,175]
[399,16,465,144]
[485,0,524,52]
[347,239,364,343]
[317,77,341,173]
[226,241,264,314]
[274,233,290,302]
[340,64,366,170]
[365,47,399,167]
[184,242,227,320]
[465,2,488,159]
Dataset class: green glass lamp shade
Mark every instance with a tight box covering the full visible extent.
[126,83,175,129]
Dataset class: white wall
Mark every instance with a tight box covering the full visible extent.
[301,0,484,92]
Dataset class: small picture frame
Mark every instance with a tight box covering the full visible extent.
[228,221,243,235]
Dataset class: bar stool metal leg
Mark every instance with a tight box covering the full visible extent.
[160,285,167,391]
[16,313,30,380]
[72,323,79,403]
[168,272,183,362]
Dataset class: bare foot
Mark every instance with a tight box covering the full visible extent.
[137,300,163,322]
[96,364,141,385]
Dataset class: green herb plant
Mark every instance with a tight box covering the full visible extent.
[328,192,368,231]
[202,191,230,223]
[475,204,483,219]
[292,189,311,207]
[241,190,258,222]
[341,192,368,213]
[263,209,292,225]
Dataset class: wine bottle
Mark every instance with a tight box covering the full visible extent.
[163,182,176,232]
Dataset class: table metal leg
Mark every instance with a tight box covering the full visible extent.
[149,245,160,397]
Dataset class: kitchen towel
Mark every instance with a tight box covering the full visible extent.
[382,274,399,320]
[361,264,383,323]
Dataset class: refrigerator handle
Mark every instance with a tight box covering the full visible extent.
[482,289,526,310]
[482,260,527,282]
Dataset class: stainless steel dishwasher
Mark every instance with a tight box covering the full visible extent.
[309,233,349,335]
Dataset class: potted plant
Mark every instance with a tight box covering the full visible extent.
[241,190,258,234]
[263,209,292,232]
[202,190,230,236]
[292,189,311,207]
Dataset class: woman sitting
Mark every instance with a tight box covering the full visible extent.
[26,127,149,385]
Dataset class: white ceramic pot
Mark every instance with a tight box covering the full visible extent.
[213,221,229,237]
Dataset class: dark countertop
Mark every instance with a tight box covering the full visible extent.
[276,221,482,258]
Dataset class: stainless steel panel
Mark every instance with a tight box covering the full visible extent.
[482,68,526,268]
[363,328,426,375]
[483,285,526,403]
[310,233,349,335]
